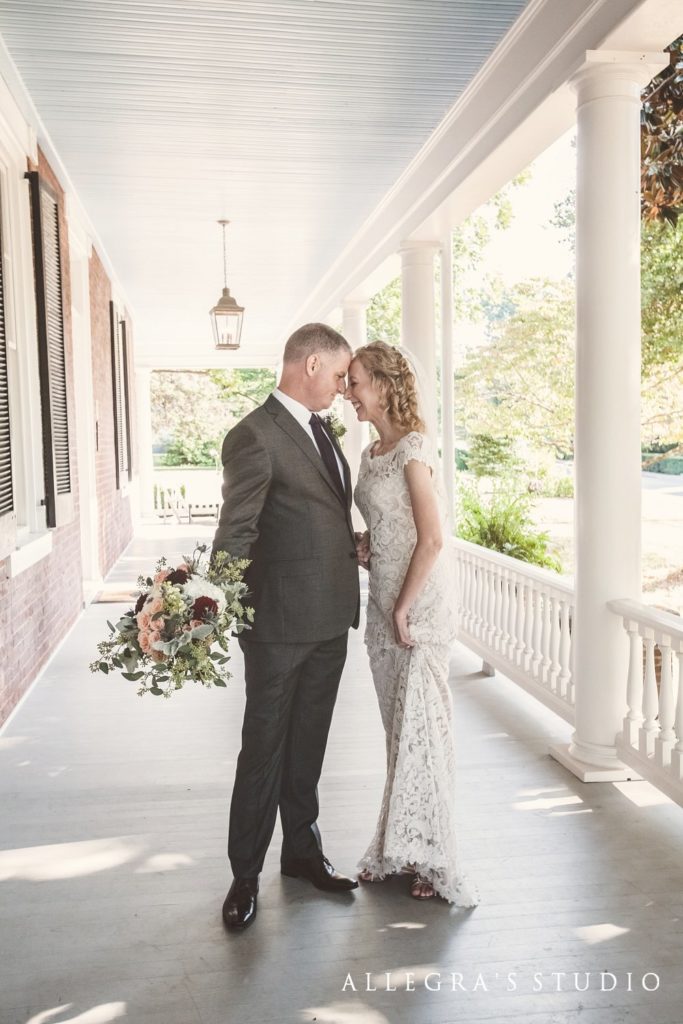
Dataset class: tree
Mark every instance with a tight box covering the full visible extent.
[151,368,275,467]
[456,279,576,458]
[641,35,683,225]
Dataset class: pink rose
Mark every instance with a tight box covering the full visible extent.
[136,611,151,632]
[150,648,166,663]
[138,630,152,655]
[145,597,164,617]
[149,630,163,647]
[154,570,170,585]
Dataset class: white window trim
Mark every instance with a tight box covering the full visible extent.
[6,528,52,578]
[0,86,50,566]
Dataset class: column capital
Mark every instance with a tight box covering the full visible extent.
[571,50,669,102]
[399,240,440,266]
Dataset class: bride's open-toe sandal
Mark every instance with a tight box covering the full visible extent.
[358,868,383,883]
[410,874,436,900]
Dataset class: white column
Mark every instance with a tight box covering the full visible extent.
[400,241,439,398]
[341,300,370,530]
[550,51,667,782]
[440,234,455,521]
[136,368,155,520]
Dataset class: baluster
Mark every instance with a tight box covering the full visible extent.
[549,594,561,692]
[489,569,499,650]
[523,583,535,671]
[672,647,683,780]
[531,586,543,679]
[487,567,497,647]
[656,636,675,768]
[640,633,659,757]
[557,598,571,699]
[476,561,486,640]
[498,568,509,654]
[514,576,526,666]
[541,590,552,686]
[464,557,473,632]
[622,621,643,746]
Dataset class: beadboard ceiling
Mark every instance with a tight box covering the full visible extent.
[0,0,531,365]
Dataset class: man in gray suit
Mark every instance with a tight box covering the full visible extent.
[213,322,361,930]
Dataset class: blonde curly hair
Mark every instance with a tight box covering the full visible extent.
[353,341,425,434]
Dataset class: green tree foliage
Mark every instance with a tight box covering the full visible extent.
[456,279,576,457]
[641,219,683,368]
[641,35,683,225]
[151,368,275,467]
[367,277,401,343]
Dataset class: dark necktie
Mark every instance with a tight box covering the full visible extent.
[309,414,345,501]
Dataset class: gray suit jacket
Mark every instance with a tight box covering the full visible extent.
[213,394,360,644]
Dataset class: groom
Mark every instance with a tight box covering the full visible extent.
[213,322,361,930]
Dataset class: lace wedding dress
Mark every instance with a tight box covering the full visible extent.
[355,431,479,906]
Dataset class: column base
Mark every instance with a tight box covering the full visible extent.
[549,742,641,783]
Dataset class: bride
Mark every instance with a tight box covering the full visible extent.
[345,340,479,906]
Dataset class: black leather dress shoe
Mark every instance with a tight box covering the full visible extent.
[222,877,259,930]
[281,854,359,892]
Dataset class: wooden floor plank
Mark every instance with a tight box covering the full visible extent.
[1,526,683,1024]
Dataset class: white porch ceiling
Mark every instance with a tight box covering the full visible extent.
[0,0,531,366]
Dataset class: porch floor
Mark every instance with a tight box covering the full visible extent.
[2,526,683,1024]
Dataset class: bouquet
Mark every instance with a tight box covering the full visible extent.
[90,544,253,697]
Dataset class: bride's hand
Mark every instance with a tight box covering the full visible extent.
[392,606,414,648]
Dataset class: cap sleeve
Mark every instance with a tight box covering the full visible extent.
[396,431,435,473]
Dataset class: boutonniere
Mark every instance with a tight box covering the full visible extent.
[323,412,347,444]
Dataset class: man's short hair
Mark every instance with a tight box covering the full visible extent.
[283,323,351,364]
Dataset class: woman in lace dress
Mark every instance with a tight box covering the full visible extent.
[345,341,478,906]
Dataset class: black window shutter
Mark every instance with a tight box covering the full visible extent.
[0,181,17,559]
[110,301,131,487]
[27,170,74,529]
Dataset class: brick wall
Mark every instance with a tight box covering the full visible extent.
[0,148,135,727]
[0,149,83,725]
[89,248,134,576]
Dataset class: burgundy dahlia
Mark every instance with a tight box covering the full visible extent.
[167,568,189,585]
[193,596,219,620]
[134,592,148,614]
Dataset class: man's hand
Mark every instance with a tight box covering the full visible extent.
[354,530,371,570]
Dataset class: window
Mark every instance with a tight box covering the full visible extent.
[110,300,132,488]
[26,170,74,528]
[0,179,16,559]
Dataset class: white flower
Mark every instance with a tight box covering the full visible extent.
[181,577,227,615]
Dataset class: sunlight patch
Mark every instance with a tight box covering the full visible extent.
[611,781,672,807]
[302,1003,390,1023]
[575,922,631,945]
[0,837,146,881]
[513,794,583,811]
[27,1004,126,1024]
[135,852,194,872]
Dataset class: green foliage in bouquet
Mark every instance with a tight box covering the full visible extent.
[90,544,253,697]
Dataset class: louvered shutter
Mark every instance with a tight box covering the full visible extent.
[27,171,74,528]
[0,181,17,559]
[110,301,131,487]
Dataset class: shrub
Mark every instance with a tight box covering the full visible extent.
[456,481,563,572]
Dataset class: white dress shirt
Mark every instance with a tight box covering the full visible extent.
[272,389,345,490]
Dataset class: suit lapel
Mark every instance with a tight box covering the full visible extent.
[265,395,345,505]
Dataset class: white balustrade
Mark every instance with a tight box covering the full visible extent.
[453,539,575,723]
[609,599,683,805]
